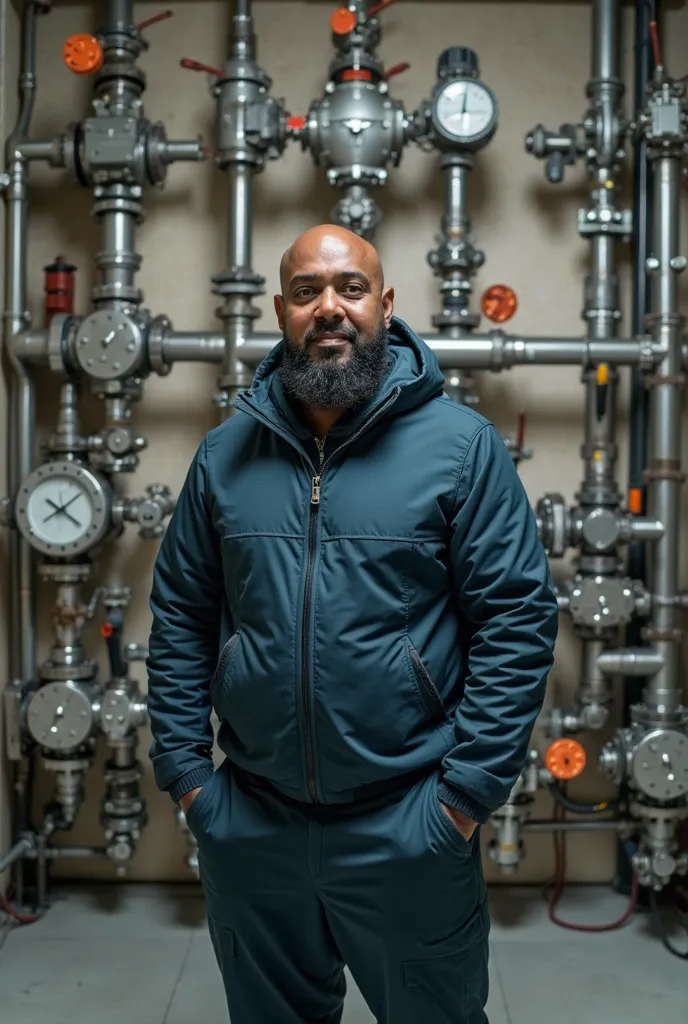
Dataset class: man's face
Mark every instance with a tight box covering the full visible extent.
[274,233,395,412]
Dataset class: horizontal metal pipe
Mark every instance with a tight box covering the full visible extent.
[521,819,623,832]
[597,647,664,676]
[16,138,59,162]
[628,516,664,541]
[162,141,206,163]
[42,846,109,860]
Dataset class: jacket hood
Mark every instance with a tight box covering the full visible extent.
[237,316,446,440]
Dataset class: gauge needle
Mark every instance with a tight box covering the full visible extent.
[43,496,82,528]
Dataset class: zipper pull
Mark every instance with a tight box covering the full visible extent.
[311,476,321,505]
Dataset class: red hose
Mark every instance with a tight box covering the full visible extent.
[546,798,639,932]
[648,20,662,67]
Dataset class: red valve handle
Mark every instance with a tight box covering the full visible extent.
[180,57,224,78]
[383,62,410,81]
[368,0,398,16]
[287,115,306,131]
[649,20,662,67]
[137,9,173,31]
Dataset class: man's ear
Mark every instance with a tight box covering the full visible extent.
[274,294,284,332]
[382,286,394,328]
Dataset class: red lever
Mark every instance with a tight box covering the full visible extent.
[368,0,398,16]
[287,115,306,131]
[180,57,224,78]
[649,20,662,67]
[383,62,410,81]
[137,10,173,31]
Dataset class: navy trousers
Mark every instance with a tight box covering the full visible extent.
[185,760,490,1023]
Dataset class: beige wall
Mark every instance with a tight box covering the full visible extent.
[2,0,687,885]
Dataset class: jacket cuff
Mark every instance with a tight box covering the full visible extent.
[437,781,492,825]
[168,765,214,804]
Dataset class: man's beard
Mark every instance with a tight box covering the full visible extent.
[279,319,391,412]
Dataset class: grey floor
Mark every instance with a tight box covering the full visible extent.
[0,883,686,1023]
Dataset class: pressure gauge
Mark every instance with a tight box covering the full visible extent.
[26,681,96,752]
[14,460,112,557]
[430,48,498,151]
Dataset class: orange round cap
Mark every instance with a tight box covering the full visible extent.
[545,738,587,781]
[481,284,518,324]
[63,33,104,75]
[330,8,357,35]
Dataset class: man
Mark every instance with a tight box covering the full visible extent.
[147,225,558,1023]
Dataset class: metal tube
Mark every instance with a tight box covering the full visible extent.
[3,1,43,684]
[162,141,206,163]
[106,0,133,32]
[227,163,252,271]
[592,0,618,82]
[521,819,623,833]
[98,209,137,294]
[597,648,664,676]
[645,154,683,713]
[16,138,57,162]
[0,836,33,873]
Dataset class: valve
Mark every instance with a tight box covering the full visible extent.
[63,33,103,75]
[481,284,518,324]
[44,254,76,323]
[180,57,225,78]
[502,411,532,467]
[595,363,609,420]
[545,738,587,781]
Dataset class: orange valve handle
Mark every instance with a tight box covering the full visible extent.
[63,34,104,75]
[545,738,587,781]
[287,116,307,131]
[330,8,357,35]
[481,284,518,323]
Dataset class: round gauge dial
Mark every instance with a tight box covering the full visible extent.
[27,681,95,751]
[433,80,497,146]
[15,461,112,557]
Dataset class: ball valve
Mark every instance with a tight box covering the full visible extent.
[289,2,411,236]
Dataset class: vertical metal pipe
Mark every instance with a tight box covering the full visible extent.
[592,0,618,81]
[105,0,134,32]
[645,155,682,713]
[3,0,44,682]
[227,164,252,270]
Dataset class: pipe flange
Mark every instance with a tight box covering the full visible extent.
[47,314,81,377]
[75,309,145,381]
[147,315,172,377]
[38,561,93,584]
[630,702,688,730]
[38,661,98,683]
[431,309,480,330]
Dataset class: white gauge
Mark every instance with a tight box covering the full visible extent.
[14,460,112,557]
[432,79,498,148]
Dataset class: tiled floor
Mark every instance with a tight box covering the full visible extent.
[0,883,686,1023]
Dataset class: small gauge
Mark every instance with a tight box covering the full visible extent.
[432,78,498,149]
[14,460,112,557]
[27,681,95,751]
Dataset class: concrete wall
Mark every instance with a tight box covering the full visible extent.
[1,0,687,886]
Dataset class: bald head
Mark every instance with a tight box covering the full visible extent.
[279,224,384,296]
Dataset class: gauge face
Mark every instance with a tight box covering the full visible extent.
[433,80,496,143]
[27,476,94,547]
[15,460,111,557]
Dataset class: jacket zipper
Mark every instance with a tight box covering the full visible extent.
[300,387,402,802]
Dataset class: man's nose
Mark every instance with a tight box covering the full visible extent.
[315,286,344,319]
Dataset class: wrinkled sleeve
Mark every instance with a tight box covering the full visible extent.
[437,423,559,823]
[146,437,223,803]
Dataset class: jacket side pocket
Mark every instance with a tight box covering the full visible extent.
[406,639,446,720]
[210,631,240,699]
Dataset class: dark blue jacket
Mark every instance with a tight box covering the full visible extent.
[147,316,558,823]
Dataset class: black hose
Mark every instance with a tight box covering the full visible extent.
[547,782,622,816]
[648,889,688,961]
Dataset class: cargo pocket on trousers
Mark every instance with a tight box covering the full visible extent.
[402,901,489,1015]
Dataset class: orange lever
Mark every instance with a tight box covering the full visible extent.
[137,10,174,31]
[63,33,104,75]
[180,57,224,78]
[545,738,587,781]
